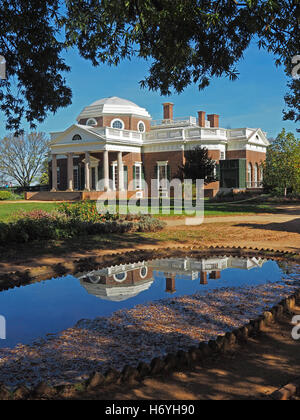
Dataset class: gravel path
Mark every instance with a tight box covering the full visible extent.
[0,271,299,388]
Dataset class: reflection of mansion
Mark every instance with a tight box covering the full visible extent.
[78,257,268,301]
[26,97,269,200]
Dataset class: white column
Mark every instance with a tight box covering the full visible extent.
[51,154,57,192]
[85,152,91,191]
[117,151,124,191]
[103,150,110,191]
[67,153,74,191]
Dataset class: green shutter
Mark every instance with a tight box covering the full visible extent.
[167,165,171,181]
[216,164,220,181]
[239,159,247,189]
[141,165,145,189]
[124,166,128,190]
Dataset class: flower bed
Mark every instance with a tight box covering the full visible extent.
[0,201,166,245]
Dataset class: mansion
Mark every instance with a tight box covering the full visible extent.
[26,97,269,200]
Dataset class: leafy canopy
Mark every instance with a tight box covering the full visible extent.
[0,0,299,131]
[263,129,300,195]
[179,146,217,184]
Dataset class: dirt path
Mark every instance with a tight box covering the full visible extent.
[70,306,300,401]
[0,210,299,277]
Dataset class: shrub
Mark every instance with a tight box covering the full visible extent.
[0,191,14,201]
[0,206,166,246]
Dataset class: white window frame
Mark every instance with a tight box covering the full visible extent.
[111,162,125,191]
[86,118,97,126]
[111,118,125,130]
[157,161,168,191]
[137,121,146,133]
[134,163,143,190]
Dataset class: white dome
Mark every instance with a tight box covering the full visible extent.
[77,96,151,121]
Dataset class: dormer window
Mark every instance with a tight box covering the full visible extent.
[111,119,124,130]
[138,121,146,133]
[72,134,82,141]
[86,118,97,126]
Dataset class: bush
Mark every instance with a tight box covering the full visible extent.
[0,205,166,246]
[0,191,14,201]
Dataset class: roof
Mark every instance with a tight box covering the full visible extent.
[77,96,152,121]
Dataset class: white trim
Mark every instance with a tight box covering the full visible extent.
[111,118,125,130]
[137,121,146,133]
[86,118,97,126]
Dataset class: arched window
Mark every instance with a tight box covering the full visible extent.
[248,163,252,187]
[86,118,97,126]
[138,121,146,133]
[72,134,82,141]
[113,272,127,282]
[111,119,124,130]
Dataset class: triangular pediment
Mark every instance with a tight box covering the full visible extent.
[50,124,105,146]
[247,129,270,146]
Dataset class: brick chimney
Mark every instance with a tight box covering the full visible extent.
[207,114,220,128]
[163,102,174,120]
[198,111,206,127]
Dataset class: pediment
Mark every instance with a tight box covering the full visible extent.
[50,125,105,146]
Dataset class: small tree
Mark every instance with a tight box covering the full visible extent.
[0,132,50,189]
[263,129,300,196]
[178,146,217,184]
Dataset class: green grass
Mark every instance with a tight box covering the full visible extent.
[0,200,278,223]
[0,202,59,222]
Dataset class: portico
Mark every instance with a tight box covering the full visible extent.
[51,150,125,192]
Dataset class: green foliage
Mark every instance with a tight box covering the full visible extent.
[0,0,298,131]
[0,191,14,200]
[0,205,166,245]
[263,129,300,196]
[178,146,216,184]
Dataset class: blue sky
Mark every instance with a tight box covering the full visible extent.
[0,41,298,139]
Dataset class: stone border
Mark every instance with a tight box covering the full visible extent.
[0,279,299,400]
[0,245,299,293]
[271,379,300,400]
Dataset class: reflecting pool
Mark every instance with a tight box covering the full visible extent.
[0,256,298,348]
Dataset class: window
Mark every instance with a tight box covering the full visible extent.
[140,267,148,279]
[113,272,127,282]
[86,118,97,126]
[111,119,124,130]
[134,164,142,190]
[57,167,60,187]
[73,166,79,190]
[157,162,168,190]
[72,134,82,141]
[220,151,226,160]
[138,121,146,133]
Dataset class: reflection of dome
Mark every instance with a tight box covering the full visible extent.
[80,279,154,302]
[77,96,151,121]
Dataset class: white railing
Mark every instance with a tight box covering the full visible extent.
[151,116,197,127]
[247,181,263,189]
[105,127,143,142]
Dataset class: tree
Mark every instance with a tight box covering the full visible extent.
[263,129,300,196]
[178,146,217,184]
[0,132,50,188]
[0,0,72,132]
[39,159,50,186]
[0,0,299,131]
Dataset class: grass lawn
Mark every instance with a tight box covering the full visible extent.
[0,202,59,222]
[0,200,279,223]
